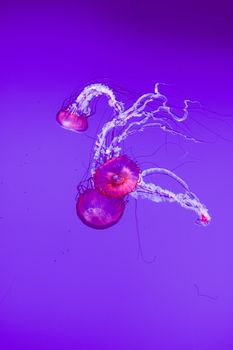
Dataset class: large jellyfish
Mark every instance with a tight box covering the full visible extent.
[56,83,211,229]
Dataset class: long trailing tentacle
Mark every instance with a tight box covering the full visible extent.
[130,168,211,226]
[141,167,191,192]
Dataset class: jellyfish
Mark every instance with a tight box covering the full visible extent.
[56,82,211,229]
[93,155,140,198]
[76,188,125,229]
[56,110,88,133]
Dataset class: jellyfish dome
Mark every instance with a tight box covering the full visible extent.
[93,155,140,198]
[56,110,88,132]
[76,188,125,229]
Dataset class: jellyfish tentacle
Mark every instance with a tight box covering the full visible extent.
[122,114,198,143]
[104,113,200,163]
[121,93,163,120]
[131,176,211,226]
[73,83,124,116]
[102,100,200,163]
[134,199,157,264]
[141,167,190,192]
[122,83,196,123]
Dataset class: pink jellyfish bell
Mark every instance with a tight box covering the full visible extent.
[76,188,125,229]
[56,110,88,133]
[93,155,140,198]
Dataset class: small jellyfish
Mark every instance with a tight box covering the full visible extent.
[93,155,140,198]
[76,188,125,229]
[56,110,88,133]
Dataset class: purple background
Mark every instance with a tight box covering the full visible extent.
[1,1,233,349]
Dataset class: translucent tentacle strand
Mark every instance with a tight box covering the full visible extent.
[72,83,124,116]
[141,167,190,192]
[131,168,211,226]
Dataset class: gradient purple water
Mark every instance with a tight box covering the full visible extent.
[1,2,233,349]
